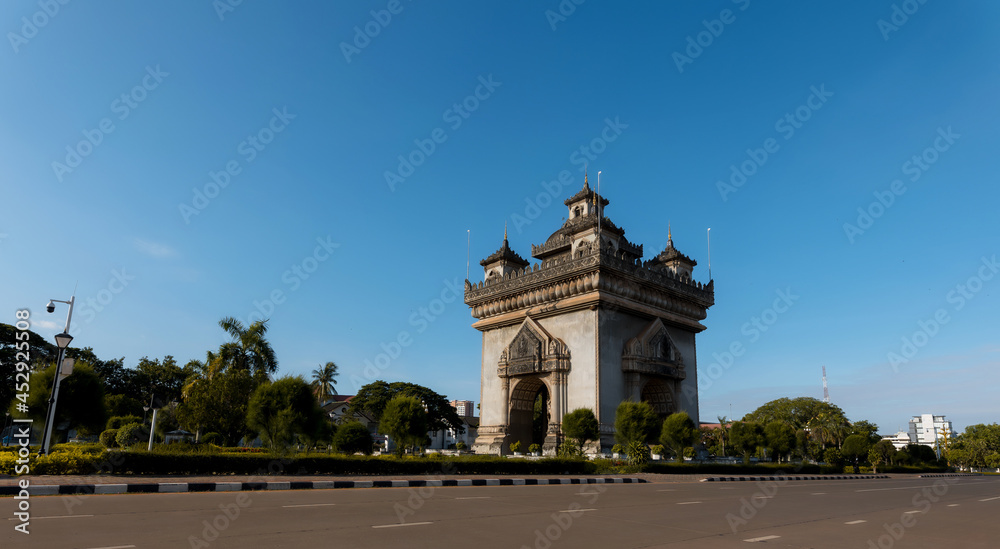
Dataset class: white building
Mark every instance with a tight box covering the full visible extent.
[909,414,952,454]
[882,430,912,450]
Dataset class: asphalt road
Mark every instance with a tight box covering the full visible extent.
[3,476,998,548]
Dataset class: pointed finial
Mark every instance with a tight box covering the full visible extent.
[668,222,672,242]
[504,220,508,242]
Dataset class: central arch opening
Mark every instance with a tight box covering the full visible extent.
[508,377,549,451]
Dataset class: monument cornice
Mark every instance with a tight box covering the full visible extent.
[465,249,714,331]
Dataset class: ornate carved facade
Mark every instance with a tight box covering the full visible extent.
[466,177,714,455]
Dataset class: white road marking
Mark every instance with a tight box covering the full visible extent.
[948,504,960,507]
[86,546,136,549]
[657,489,676,492]
[811,492,826,495]
[455,496,490,500]
[372,521,432,529]
[282,503,337,508]
[904,510,922,514]
[10,514,95,520]
[558,508,597,513]
[676,501,702,505]
[845,520,867,525]
[744,535,780,542]
[979,496,1000,502]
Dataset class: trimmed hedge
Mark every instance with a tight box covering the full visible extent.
[640,461,948,475]
[101,452,596,476]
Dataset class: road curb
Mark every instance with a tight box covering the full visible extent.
[918,473,981,478]
[700,474,890,482]
[0,477,645,496]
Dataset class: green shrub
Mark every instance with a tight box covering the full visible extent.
[611,444,624,455]
[333,422,373,455]
[51,442,105,455]
[626,440,651,465]
[651,444,665,456]
[528,443,541,454]
[107,415,143,430]
[116,423,147,448]
[100,430,119,448]
[509,440,522,453]
[455,441,467,451]
[200,432,223,445]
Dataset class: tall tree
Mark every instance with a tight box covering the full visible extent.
[717,415,730,457]
[763,421,796,462]
[841,434,871,473]
[729,421,764,464]
[349,381,463,434]
[217,317,278,381]
[247,376,327,451]
[660,412,699,462]
[136,355,190,404]
[23,362,108,441]
[614,401,660,445]
[379,395,429,456]
[562,408,599,452]
[0,323,58,412]
[310,361,339,403]
[176,367,256,445]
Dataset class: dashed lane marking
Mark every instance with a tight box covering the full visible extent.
[744,535,780,542]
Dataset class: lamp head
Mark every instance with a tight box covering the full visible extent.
[46,300,56,313]
[54,332,73,350]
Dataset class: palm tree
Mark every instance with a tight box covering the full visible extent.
[310,361,339,404]
[217,316,278,381]
[181,350,221,399]
[717,415,729,457]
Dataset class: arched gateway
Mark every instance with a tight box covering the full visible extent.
[465,178,715,455]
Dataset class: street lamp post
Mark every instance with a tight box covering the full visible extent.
[41,296,75,455]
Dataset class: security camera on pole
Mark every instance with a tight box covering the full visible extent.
[41,296,76,455]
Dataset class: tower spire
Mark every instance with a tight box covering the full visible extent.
[504,220,508,242]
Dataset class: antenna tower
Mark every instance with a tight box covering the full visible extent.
[822,365,830,403]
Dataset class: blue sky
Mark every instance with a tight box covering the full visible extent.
[2,1,998,434]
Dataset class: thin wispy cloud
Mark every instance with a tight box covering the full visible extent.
[133,238,177,258]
